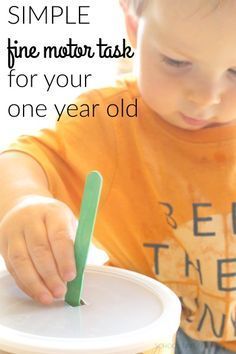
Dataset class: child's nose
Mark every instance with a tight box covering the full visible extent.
[186,81,222,108]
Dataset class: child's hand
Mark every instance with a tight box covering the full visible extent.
[0,196,77,305]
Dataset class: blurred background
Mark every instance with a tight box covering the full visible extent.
[0,0,134,269]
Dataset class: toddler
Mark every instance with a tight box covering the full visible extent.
[1,0,236,352]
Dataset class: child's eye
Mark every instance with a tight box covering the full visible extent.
[229,68,236,76]
[161,55,192,68]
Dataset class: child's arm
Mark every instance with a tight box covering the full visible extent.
[0,152,76,304]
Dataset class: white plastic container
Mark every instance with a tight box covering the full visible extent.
[0,265,181,354]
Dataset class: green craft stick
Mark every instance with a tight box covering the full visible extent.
[65,171,103,307]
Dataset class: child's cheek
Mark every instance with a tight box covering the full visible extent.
[138,70,181,116]
[153,72,181,105]
[222,88,236,118]
[142,53,181,99]
[138,46,183,114]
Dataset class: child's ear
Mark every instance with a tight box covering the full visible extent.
[119,0,138,48]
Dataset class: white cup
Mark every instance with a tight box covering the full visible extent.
[0,265,181,353]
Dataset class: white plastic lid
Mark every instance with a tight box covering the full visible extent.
[0,265,181,353]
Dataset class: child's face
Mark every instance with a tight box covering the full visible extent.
[133,0,236,130]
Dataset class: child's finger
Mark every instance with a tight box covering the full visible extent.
[24,222,67,299]
[45,208,76,283]
[8,234,54,304]
[5,260,37,301]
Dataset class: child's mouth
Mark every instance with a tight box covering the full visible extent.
[180,113,210,127]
